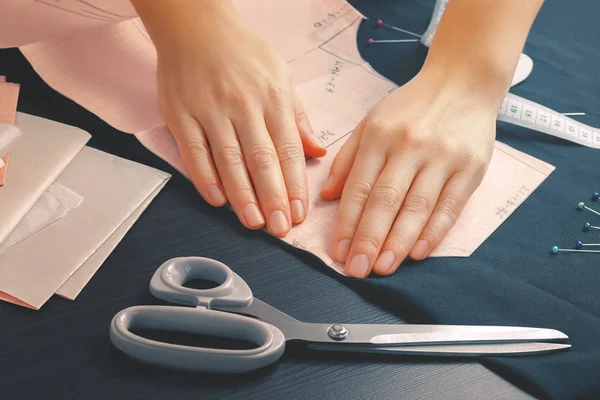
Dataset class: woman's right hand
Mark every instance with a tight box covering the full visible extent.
[132,0,326,237]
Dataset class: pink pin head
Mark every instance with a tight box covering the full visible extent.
[367,38,374,46]
[376,19,383,27]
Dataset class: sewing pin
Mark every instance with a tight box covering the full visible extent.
[367,38,419,46]
[576,202,600,217]
[592,192,599,201]
[583,222,600,231]
[552,246,600,254]
[375,19,422,38]
[574,240,600,249]
[561,112,586,116]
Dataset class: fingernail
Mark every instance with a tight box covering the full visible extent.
[375,250,396,273]
[334,239,351,262]
[347,254,370,278]
[410,239,430,260]
[207,185,226,205]
[290,199,305,223]
[244,203,265,228]
[269,210,290,236]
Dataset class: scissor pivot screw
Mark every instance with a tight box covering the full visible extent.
[327,324,349,341]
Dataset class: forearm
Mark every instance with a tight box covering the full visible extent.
[422,0,544,107]
[129,0,235,49]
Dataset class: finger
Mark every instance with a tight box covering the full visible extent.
[331,139,385,266]
[293,90,326,158]
[410,169,482,260]
[344,159,420,278]
[319,122,363,201]
[203,117,266,230]
[170,114,228,207]
[265,104,308,224]
[234,113,292,237]
[372,167,449,276]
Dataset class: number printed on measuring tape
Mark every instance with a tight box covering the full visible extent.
[580,127,593,144]
[507,100,523,119]
[535,110,551,128]
[551,115,565,133]
[522,104,537,123]
[566,121,579,138]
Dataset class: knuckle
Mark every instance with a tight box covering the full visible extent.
[402,194,430,216]
[347,178,373,202]
[276,141,303,164]
[266,85,287,108]
[356,232,383,253]
[437,196,461,223]
[216,145,245,168]
[231,94,256,116]
[385,232,411,255]
[464,154,488,178]
[437,138,460,157]
[248,144,278,170]
[404,130,429,149]
[295,105,309,123]
[184,139,210,159]
[371,185,402,210]
[234,187,257,204]
[422,223,445,242]
[366,120,395,139]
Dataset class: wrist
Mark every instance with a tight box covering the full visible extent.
[419,55,509,115]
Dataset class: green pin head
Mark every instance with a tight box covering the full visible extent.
[577,202,585,210]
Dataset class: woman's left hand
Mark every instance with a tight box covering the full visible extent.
[320,69,499,278]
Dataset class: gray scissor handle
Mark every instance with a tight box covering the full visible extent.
[110,305,286,373]
[149,257,253,309]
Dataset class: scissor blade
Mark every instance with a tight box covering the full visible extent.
[369,326,568,346]
[307,342,571,357]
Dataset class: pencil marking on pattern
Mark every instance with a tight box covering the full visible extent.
[494,144,548,175]
[35,0,135,21]
[77,0,137,19]
[34,0,112,21]
[325,130,353,149]
[317,47,361,66]
[82,10,118,21]
[318,16,361,48]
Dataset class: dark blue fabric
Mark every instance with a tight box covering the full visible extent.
[345,1,600,399]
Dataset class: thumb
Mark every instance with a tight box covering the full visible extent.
[293,91,327,158]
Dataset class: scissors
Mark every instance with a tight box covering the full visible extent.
[109,257,571,373]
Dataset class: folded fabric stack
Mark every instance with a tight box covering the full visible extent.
[0,77,171,310]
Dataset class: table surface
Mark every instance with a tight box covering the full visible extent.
[0,48,533,400]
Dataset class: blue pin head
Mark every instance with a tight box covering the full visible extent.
[593,192,599,201]
[552,246,559,254]
[584,222,591,231]
[575,241,583,249]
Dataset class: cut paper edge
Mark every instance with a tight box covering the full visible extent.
[0,291,37,310]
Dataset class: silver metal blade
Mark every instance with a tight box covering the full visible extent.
[369,326,568,346]
[307,342,571,357]
[281,322,568,346]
